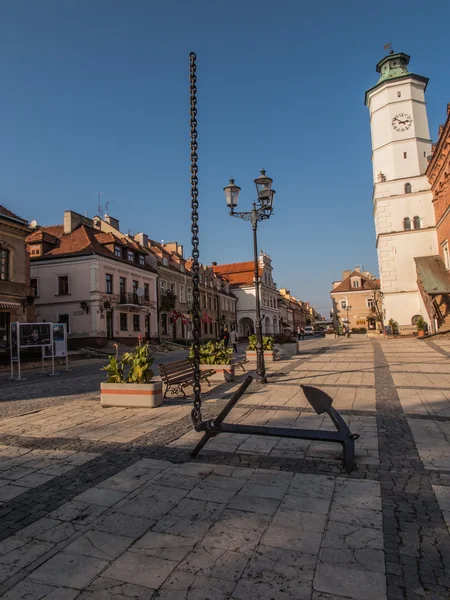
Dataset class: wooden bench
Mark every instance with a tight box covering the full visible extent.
[158,359,215,398]
[232,358,248,372]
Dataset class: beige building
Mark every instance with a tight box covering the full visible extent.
[0,206,35,356]
[331,267,380,332]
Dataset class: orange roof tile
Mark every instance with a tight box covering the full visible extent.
[331,271,380,293]
[212,261,262,286]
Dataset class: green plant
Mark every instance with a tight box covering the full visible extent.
[246,335,274,351]
[416,316,426,331]
[102,340,154,383]
[351,327,367,334]
[273,333,295,344]
[189,340,233,365]
[388,318,399,335]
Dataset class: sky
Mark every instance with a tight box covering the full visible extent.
[1,0,450,316]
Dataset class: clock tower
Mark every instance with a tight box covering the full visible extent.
[365,52,438,330]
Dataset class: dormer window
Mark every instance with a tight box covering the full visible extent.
[127,250,134,262]
[114,246,121,257]
[352,280,360,288]
[139,255,145,266]
[162,257,169,267]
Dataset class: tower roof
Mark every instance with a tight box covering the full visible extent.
[364,51,428,106]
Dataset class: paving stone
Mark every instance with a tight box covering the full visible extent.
[186,483,238,504]
[281,493,331,515]
[262,523,323,554]
[77,575,153,599]
[272,508,327,533]
[0,539,55,570]
[102,551,177,589]
[314,563,387,599]
[248,544,316,581]
[73,487,128,507]
[201,521,263,556]
[2,580,79,599]
[131,531,195,561]
[228,494,280,515]
[232,570,312,600]
[178,544,249,581]
[157,570,235,600]
[65,530,134,561]
[90,511,155,538]
[29,552,109,589]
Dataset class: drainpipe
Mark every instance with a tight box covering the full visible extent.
[155,274,161,343]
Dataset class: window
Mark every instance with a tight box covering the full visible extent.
[119,277,126,296]
[213,297,217,311]
[127,250,134,262]
[413,216,421,230]
[57,314,70,333]
[208,295,212,309]
[30,278,38,297]
[403,152,407,159]
[403,217,411,231]
[203,294,207,308]
[114,246,121,257]
[120,313,128,331]
[404,182,412,194]
[443,241,450,270]
[132,281,139,298]
[30,246,40,256]
[204,322,208,335]
[340,300,347,310]
[367,298,374,309]
[144,283,150,300]
[106,274,113,294]
[397,91,401,97]
[352,280,359,288]
[58,275,69,295]
[171,282,176,295]
[209,322,213,334]
[133,314,140,331]
[187,287,192,303]
[139,255,145,266]
[179,285,185,303]
[162,257,169,266]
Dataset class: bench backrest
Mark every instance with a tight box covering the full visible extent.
[159,359,194,382]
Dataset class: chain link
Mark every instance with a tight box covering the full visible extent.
[189,52,203,430]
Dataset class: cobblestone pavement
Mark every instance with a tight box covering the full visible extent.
[0,337,449,598]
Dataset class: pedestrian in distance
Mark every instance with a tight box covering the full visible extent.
[297,326,301,341]
[222,326,230,348]
[334,328,339,339]
[229,328,239,352]
[301,327,305,341]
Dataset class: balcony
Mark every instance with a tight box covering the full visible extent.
[118,293,150,307]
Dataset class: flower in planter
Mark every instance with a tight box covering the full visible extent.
[189,340,233,365]
[246,335,274,351]
[102,339,154,383]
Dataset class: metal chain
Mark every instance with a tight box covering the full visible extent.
[189,52,203,430]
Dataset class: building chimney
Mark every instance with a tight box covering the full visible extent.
[104,215,120,230]
[134,233,149,248]
[212,261,217,266]
[64,210,93,234]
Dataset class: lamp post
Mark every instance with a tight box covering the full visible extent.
[346,304,352,337]
[224,169,275,384]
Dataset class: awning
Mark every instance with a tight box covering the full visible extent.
[415,256,450,295]
[0,302,21,309]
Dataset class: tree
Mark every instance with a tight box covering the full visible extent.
[369,290,384,327]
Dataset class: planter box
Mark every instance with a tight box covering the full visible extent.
[274,343,298,358]
[246,350,276,362]
[200,363,235,382]
[101,381,163,408]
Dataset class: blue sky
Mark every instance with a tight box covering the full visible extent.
[1,0,450,315]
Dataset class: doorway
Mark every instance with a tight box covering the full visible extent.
[145,314,151,340]
[0,312,10,349]
[106,311,113,340]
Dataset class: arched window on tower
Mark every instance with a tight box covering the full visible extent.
[403,217,411,231]
[404,183,412,194]
[413,216,421,230]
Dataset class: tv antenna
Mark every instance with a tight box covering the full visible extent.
[383,42,394,55]
[105,200,114,217]
[94,192,104,216]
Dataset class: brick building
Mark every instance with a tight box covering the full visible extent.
[0,206,35,356]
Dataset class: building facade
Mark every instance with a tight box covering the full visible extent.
[424,103,450,331]
[213,253,281,337]
[365,51,437,330]
[0,206,34,356]
[27,211,158,348]
[331,268,380,332]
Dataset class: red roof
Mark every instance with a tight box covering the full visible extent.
[26,224,156,272]
[212,261,262,286]
[331,271,380,293]
[0,205,28,224]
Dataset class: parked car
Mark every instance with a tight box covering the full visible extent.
[304,326,314,336]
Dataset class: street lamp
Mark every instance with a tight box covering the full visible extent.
[224,169,276,384]
[346,304,352,338]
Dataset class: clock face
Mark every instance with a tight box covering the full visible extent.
[392,113,413,132]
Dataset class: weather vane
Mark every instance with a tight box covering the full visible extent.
[383,42,394,55]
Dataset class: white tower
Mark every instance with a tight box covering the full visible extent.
[365,52,437,328]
